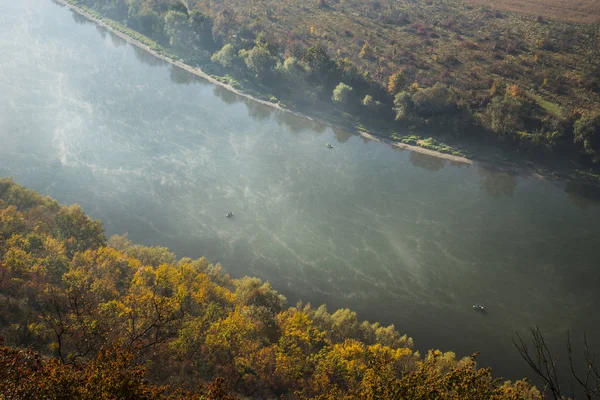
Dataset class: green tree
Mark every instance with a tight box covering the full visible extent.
[164,10,192,50]
[211,44,238,68]
[332,82,354,105]
[241,46,276,80]
[128,6,164,40]
[411,83,455,117]
[279,57,307,81]
[189,9,214,50]
[303,44,335,79]
[485,94,533,139]
[393,91,414,121]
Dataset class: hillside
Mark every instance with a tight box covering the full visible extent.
[0,178,545,398]
[466,0,600,24]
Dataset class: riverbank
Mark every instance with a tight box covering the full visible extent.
[52,0,600,184]
[53,0,474,165]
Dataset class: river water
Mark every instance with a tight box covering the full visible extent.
[2,0,600,385]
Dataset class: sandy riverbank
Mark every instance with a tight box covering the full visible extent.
[54,0,473,164]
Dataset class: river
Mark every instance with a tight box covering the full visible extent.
[1,0,600,386]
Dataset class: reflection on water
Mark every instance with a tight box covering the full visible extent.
[133,45,168,67]
[170,65,205,86]
[242,97,274,122]
[108,31,127,48]
[477,166,517,198]
[565,181,600,209]
[332,127,353,143]
[409,151,446,172]
[213,85,239,105]
[70,9,91,25]
[275,111,314,134]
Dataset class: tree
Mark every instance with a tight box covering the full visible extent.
[212,8,236,45]
[393,91,414,121]
[359,42,374,59]
[241,46,276,80]
[211,44,238,68]
[387,72,406,95]
[303,44,336,79]
[128,7,164,40]
[332,82,354,105]
[363,95,375,107]
[514,326,600,400]
[164,10,192,50]
[574,112,600,163]
[189,10,214,50]
[410,83,455,117]
[485,94,533,139]
[279,57,307,81]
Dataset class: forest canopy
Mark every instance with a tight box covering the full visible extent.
[0,178,543,398]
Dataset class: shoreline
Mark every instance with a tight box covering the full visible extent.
[52,0,472,165]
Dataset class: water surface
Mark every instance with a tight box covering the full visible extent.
[1,0,600,384]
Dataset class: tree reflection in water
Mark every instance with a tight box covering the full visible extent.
[565,181,600,209]
[213,85,239,105]
[242,97,274,122]
[409,151,446,172]
[70,10,91,25]
[132,45,168,67]
[169,66,202,85]
[477,166,517,198]
[332,127,352,144]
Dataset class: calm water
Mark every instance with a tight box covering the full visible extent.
[2,0,600,384]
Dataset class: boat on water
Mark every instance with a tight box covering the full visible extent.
[325,143,334,149]
[225,212,234,218]
[472,304,485,312]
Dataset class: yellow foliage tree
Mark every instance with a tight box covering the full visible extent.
[387,71,406,95]
[359,42,373,59]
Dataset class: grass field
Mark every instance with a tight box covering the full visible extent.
[466,0,600,24]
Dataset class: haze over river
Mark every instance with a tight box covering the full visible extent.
[2,0,600,384]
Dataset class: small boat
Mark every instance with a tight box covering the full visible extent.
[472,304,485,312]
[225,212,234,218]
[325,143,334,149]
